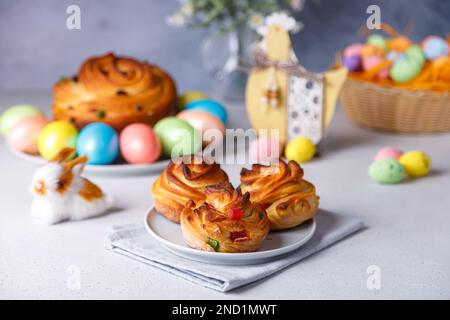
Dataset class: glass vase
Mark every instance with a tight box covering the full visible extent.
[201,26,254,102]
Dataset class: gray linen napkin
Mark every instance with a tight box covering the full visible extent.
[106,210,364,292]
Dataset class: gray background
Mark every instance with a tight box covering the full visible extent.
[0,0,449,93]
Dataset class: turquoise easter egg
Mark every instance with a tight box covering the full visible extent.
[369,159,405,184]
[184,99,228,125]
[154,117,201,158]
[367,34,387,51]
[76,123,119,165]
[0,104,43,136]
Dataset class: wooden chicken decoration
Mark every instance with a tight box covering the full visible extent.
[246,13,348,145]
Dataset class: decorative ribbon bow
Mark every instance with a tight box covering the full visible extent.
[251,48,324,82]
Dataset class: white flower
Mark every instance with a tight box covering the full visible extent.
[292,21,304,33]
[256,25,268,36]
[291,0,305,11]
[166,13,186,27]
[180,2,193,17]
[257,12,302,36]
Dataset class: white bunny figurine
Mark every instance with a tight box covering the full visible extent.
[30,147,115,225]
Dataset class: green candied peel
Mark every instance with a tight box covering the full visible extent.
[208,238,219,251]
[258,212,265,220]
[96,110,106,119]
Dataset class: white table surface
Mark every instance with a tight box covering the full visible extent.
[0,91,449,299]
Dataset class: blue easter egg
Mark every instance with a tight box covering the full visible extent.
[386,51,400,61]
[184,99,228,125]
[422,36,449,61]
[76,122,119,165]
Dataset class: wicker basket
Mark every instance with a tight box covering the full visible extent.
[339,77,450,134]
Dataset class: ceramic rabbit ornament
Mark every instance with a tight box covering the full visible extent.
[246,12,348,145]
[30,148,114,225]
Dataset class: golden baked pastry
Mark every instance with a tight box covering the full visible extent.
[151,155,229,223]
[240,159,319,230]
[180,182,269,253]
[52,52,177,131]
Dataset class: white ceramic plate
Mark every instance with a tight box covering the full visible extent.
[144,207,316,265]
[8,146,170,176]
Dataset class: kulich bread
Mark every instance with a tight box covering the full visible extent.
[151,155,229,223]
[180,182,269,253]
[240,159,319,230]
[52,52,177,131]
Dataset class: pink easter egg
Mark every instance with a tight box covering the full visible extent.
[344,43,364,58]
[249,137,282,165]
[7,115,49,154]
[374,147,404,161]
[120,123,161,164]
[176,109,225,146]
[363,55,390,78]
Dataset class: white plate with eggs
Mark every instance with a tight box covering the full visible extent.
[144,207,316,265]
[8,146,170,176]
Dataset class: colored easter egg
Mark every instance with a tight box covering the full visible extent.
[249,137,282,164]
[362,55,381,71]
[388,46,425,85]
[344,43,364,58]
[0,104,43,136]
[342,55,362,72]
[386,51,401,61]
[120,123,161,164]
[176,110,225,146]
[399,151,431,178]
[422,36,449,61]
[154,117,201,158]
[7,115,49,155]
[406,45,426,65]
[362,55,390,78]
[184,99,228,125]
[76,123,119,165]
[38,121,78,160]
[178,91,209,110]
[390,60,416,83]
[367,34,387,51]
[369,159,405,184]
[285,136,316,163]
[374,147,403,161]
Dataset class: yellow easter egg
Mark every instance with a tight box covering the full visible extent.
[178,91,209,110]
[399,151,431,177]
[285,137,316,163]
[38,120,78,160]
